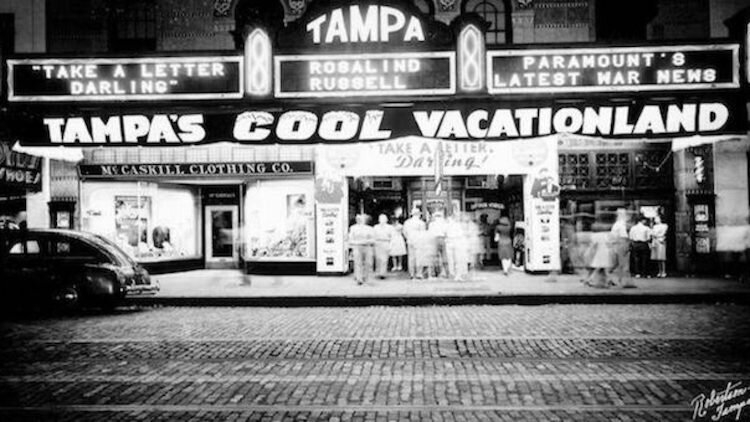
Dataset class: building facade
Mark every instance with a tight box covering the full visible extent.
[2,0,749,277]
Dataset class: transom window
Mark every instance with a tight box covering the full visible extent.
[109,0,157,52]
[462,0,511,45]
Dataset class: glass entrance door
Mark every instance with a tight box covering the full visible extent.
[205,205,238,268]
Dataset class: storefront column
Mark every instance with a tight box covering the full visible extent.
[25,157,50,228]
[713,136,750,275]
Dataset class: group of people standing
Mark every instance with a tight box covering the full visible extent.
[583,209,669,288]
[348,208,514,285]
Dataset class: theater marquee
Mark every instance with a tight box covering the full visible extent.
[272,2,456,98]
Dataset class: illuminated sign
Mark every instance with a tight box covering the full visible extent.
[459,24,484,92]
[275,52,455,97]
[306,5,425,44]
[0,142,42,191]
[15,99,745,146]
[79,161,313,178]
[7,56,243,101]
[275,1,453,52]
[488,44,739,94]
[245,29,272,96]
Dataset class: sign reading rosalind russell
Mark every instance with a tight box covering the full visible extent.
[79,162,313,178]
[7,56,243,101]
[488,44,739,94]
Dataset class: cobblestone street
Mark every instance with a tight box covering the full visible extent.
[1,305,749,421]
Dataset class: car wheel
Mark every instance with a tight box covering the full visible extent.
[53,285,80,312]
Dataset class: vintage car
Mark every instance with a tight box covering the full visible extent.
[0,228,158,311]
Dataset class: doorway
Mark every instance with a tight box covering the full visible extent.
[204,205,239,268]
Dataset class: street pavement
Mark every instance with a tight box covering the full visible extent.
[138,269,750,305]
[1,305,749,421]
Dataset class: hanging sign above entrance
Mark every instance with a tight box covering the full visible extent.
[488,44,739,94]
[7,56,243,102]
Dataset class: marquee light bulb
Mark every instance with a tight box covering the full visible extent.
[245,28,272,96]
[459,24,484,92]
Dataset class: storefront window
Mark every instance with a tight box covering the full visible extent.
[81,181,201,262]
[245,179,315,261]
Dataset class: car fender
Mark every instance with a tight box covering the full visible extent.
[81,266,121,298]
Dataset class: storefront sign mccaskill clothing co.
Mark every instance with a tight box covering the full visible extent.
[17,100,746,146]
[78,161,313,178]
[0,142,42,191]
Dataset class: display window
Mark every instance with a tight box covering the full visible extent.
[81,181,201,262]
[245,179,316,261]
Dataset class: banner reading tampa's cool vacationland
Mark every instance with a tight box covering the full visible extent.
[10,98,747,146]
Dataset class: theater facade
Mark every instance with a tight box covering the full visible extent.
[3,0,748,276]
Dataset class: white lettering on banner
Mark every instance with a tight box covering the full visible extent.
[39,103,733,145]
[412,103,729,139]
[360,110,392,140]
[234,111,274,141]
[232,110,391,142]
[43,114,205,144]
[319,111,360,140]
[306,5,425,44]
[276,111,318,140]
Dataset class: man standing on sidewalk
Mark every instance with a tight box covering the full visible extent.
[348,214,375,285]
[629,216,652,279]
[610,208,634,287]
[403,208,426,280]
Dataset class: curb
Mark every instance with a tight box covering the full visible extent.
[126,293,750,307]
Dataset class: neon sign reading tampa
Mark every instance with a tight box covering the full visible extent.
[274,4,456,98]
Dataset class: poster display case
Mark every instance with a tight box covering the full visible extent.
[80,181,201,262]
[244,179,316,262]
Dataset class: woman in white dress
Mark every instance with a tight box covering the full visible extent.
[389,218,407,271]
[585,229,614,288]
[650,215,668,278]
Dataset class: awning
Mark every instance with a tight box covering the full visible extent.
[12,141,83,162]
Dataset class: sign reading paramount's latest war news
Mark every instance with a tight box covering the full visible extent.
[488,45,739,94]
[7,56,243,101]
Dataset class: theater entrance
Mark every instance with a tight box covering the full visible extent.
[317,135,562,274]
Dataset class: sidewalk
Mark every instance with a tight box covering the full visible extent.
[127,268,750,306]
